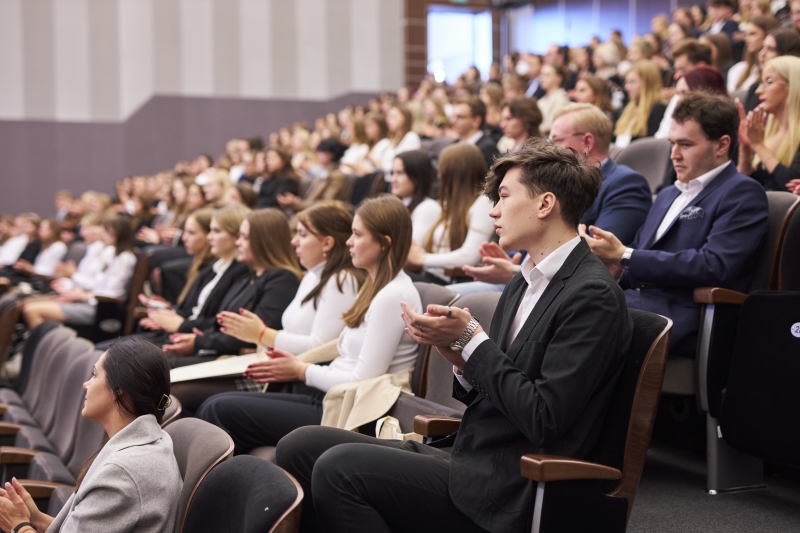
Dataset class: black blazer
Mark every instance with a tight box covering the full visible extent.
[447,240,633,533]
[176,260,251,329]
[193,267,300,355]
[475,132,501,170]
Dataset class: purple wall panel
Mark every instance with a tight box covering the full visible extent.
[0,92,378,216]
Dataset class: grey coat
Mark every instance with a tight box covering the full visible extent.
[47,415,182,533]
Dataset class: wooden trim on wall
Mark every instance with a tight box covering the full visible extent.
[404,0,501,88]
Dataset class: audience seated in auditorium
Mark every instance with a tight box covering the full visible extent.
[6,219,66,281]
[390,151,441,245]
[196,196,421,454]
[737,56,800,193]
[275,141,632,533]
[742,28,800,112]
[727,16,779,93]
[162,208,300,366]
[278,138,349,213]
[0,214,39,268]
[448,96,501,170]
[22,216,136,329]
[704,0,739,41]
[572,75,617,123]
[581,91,769,356]
[405,144,494,284]
[655,39,713,138]
[614,60,667,148]
[173,202,364,415]
[700,32,734,79]
[374,106,421,175]
[0,338,181,533]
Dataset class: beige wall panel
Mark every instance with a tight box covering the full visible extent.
[296,0,327,99]
[239,0,273,98]
[270,0,298,98]
[89,0,120,120]
[349,0,381,92]
[119,0,153,118]
[54,0,92,121]
[379,0,404,91]
[0,0,25,119]
[212,0,240,96]
[22,0,56,119]
[180,0,214,96]
[153,0,181,94]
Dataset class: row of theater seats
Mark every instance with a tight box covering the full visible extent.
[0,322,303,533]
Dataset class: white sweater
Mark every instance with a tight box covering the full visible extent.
[32,241,67,276]
[0,235,28,266]
[378,132,422,174]
[304,271,421,392]
[422,195,495,280]
[408,197,442,246]
[89,251,137,304]
[274,263,361,355]
[70,243,115,290]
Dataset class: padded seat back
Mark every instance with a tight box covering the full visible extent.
[181,456,303,533]
[20,324,74,405]
[779,201,800,291]
[592,309,671,516]
[47,350,102,460]
[719,292,800,466]
[0,298,21,368]
[31,337,94,433]
[613,137,672,194]
[15,321,60,396]
[411,283,459,396]
[65,410,107,477]
[422,291,501,412]
[751,192,800,291]
[164,418,234,533]
[161,395,182,427]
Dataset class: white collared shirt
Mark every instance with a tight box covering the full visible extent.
[655,161,730,240]
[464,130,484,146]
[189,258,233,320]
[454,236,582,391]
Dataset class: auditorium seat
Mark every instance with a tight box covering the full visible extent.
[0,296,21,368]
[162,395,182,427]
[182,456,303,533]
[415,309,672,532]
[10,320,60,399]
[777,199,800,291]
[612,137,672,195]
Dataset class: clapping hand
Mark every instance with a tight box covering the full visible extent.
[400,302,482,369]
[462,242,521,284]
[243,348,307,383]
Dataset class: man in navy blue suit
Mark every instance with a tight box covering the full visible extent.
[581,92,769,355]
[703,0,739,42]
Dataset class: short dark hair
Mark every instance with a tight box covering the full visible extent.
[455,96,487,127]
[484,139,602,228]
[316,138,348,163]
[709,0,733,8]
[770,28,800,57]
[395,150,435,212]
[504,97,543,138]
[670,39,713,65]
[672,91,739,158]
[103,337,171,424]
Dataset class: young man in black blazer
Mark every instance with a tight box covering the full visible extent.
[275,141,634,533]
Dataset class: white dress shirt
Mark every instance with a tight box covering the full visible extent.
[70,242,113,290]
[464,130,484,146]
[89,251,137,305]
[304,271,421,392]
[189,258,233,320]
[654,161,729,241]
[32,241,67,276]
[407,197,442,246]
[454,236,582,391]
[274,262,360,355]
[655,94,680,139]
[0,234,29,266]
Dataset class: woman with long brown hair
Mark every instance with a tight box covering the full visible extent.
[613,60,666,148]
[195,196,422,454]
[256,148,301,208]
[727,15,778,93]
[405,143,495,284]
[162,208,301,365]
[572,75,616,123]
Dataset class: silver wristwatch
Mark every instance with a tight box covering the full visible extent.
[450,317,480,354]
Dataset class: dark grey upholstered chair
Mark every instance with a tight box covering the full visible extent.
[182,455,303,533]
[778,198,800,291]
[0,323,73,407]
[385,290,503,435]
[612,137,672,194]
[0,297,21,368]
[666,191,800,493]
[164,417,234,533]
[719,292,800,469]
[2,337,94,430]
[12,321,60,398]
[415,309,672,533]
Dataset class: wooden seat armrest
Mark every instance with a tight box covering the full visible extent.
[95,296,124,304]
[134,307,149,319]
[413,415,462,437]
[0,422,24,436]
[444,268,467,279]
[520,454,622,483]
[693,287,747,305]
[0,404,8,415]
[17,479,66,499]
[0,446,41,464]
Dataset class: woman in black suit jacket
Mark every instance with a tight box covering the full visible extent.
[163,208,301,365]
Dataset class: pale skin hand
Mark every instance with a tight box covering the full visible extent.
[145,309,185,333]
[54,261,76,279]
[276,193,299,209]
[0,478,53,532]
[786,179,800,195]
[578,224,625,280]
[400,302,483,370]
[12,259,33,274]
[243,348,308,383]
[162,330,202,356]
[218,309,275,346]
[462,242,522,284]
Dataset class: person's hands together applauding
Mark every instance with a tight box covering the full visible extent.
[401,302,483,369]
[462,242,522,284]
[243,348,308,383]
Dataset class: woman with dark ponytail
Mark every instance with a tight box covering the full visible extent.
[0,338,182,533]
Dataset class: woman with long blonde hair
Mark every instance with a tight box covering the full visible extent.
[405,143,495,284]
[195,196,422,454]
[738,56,800,193]
[613,60,666,148]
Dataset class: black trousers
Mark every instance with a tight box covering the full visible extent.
[276,426,489,533]
[196,391,324,454]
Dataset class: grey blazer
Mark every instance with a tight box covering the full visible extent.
[47,415,182,533]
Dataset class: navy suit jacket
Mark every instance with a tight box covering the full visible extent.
[621,162,768,354]
[582,159,652,245]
